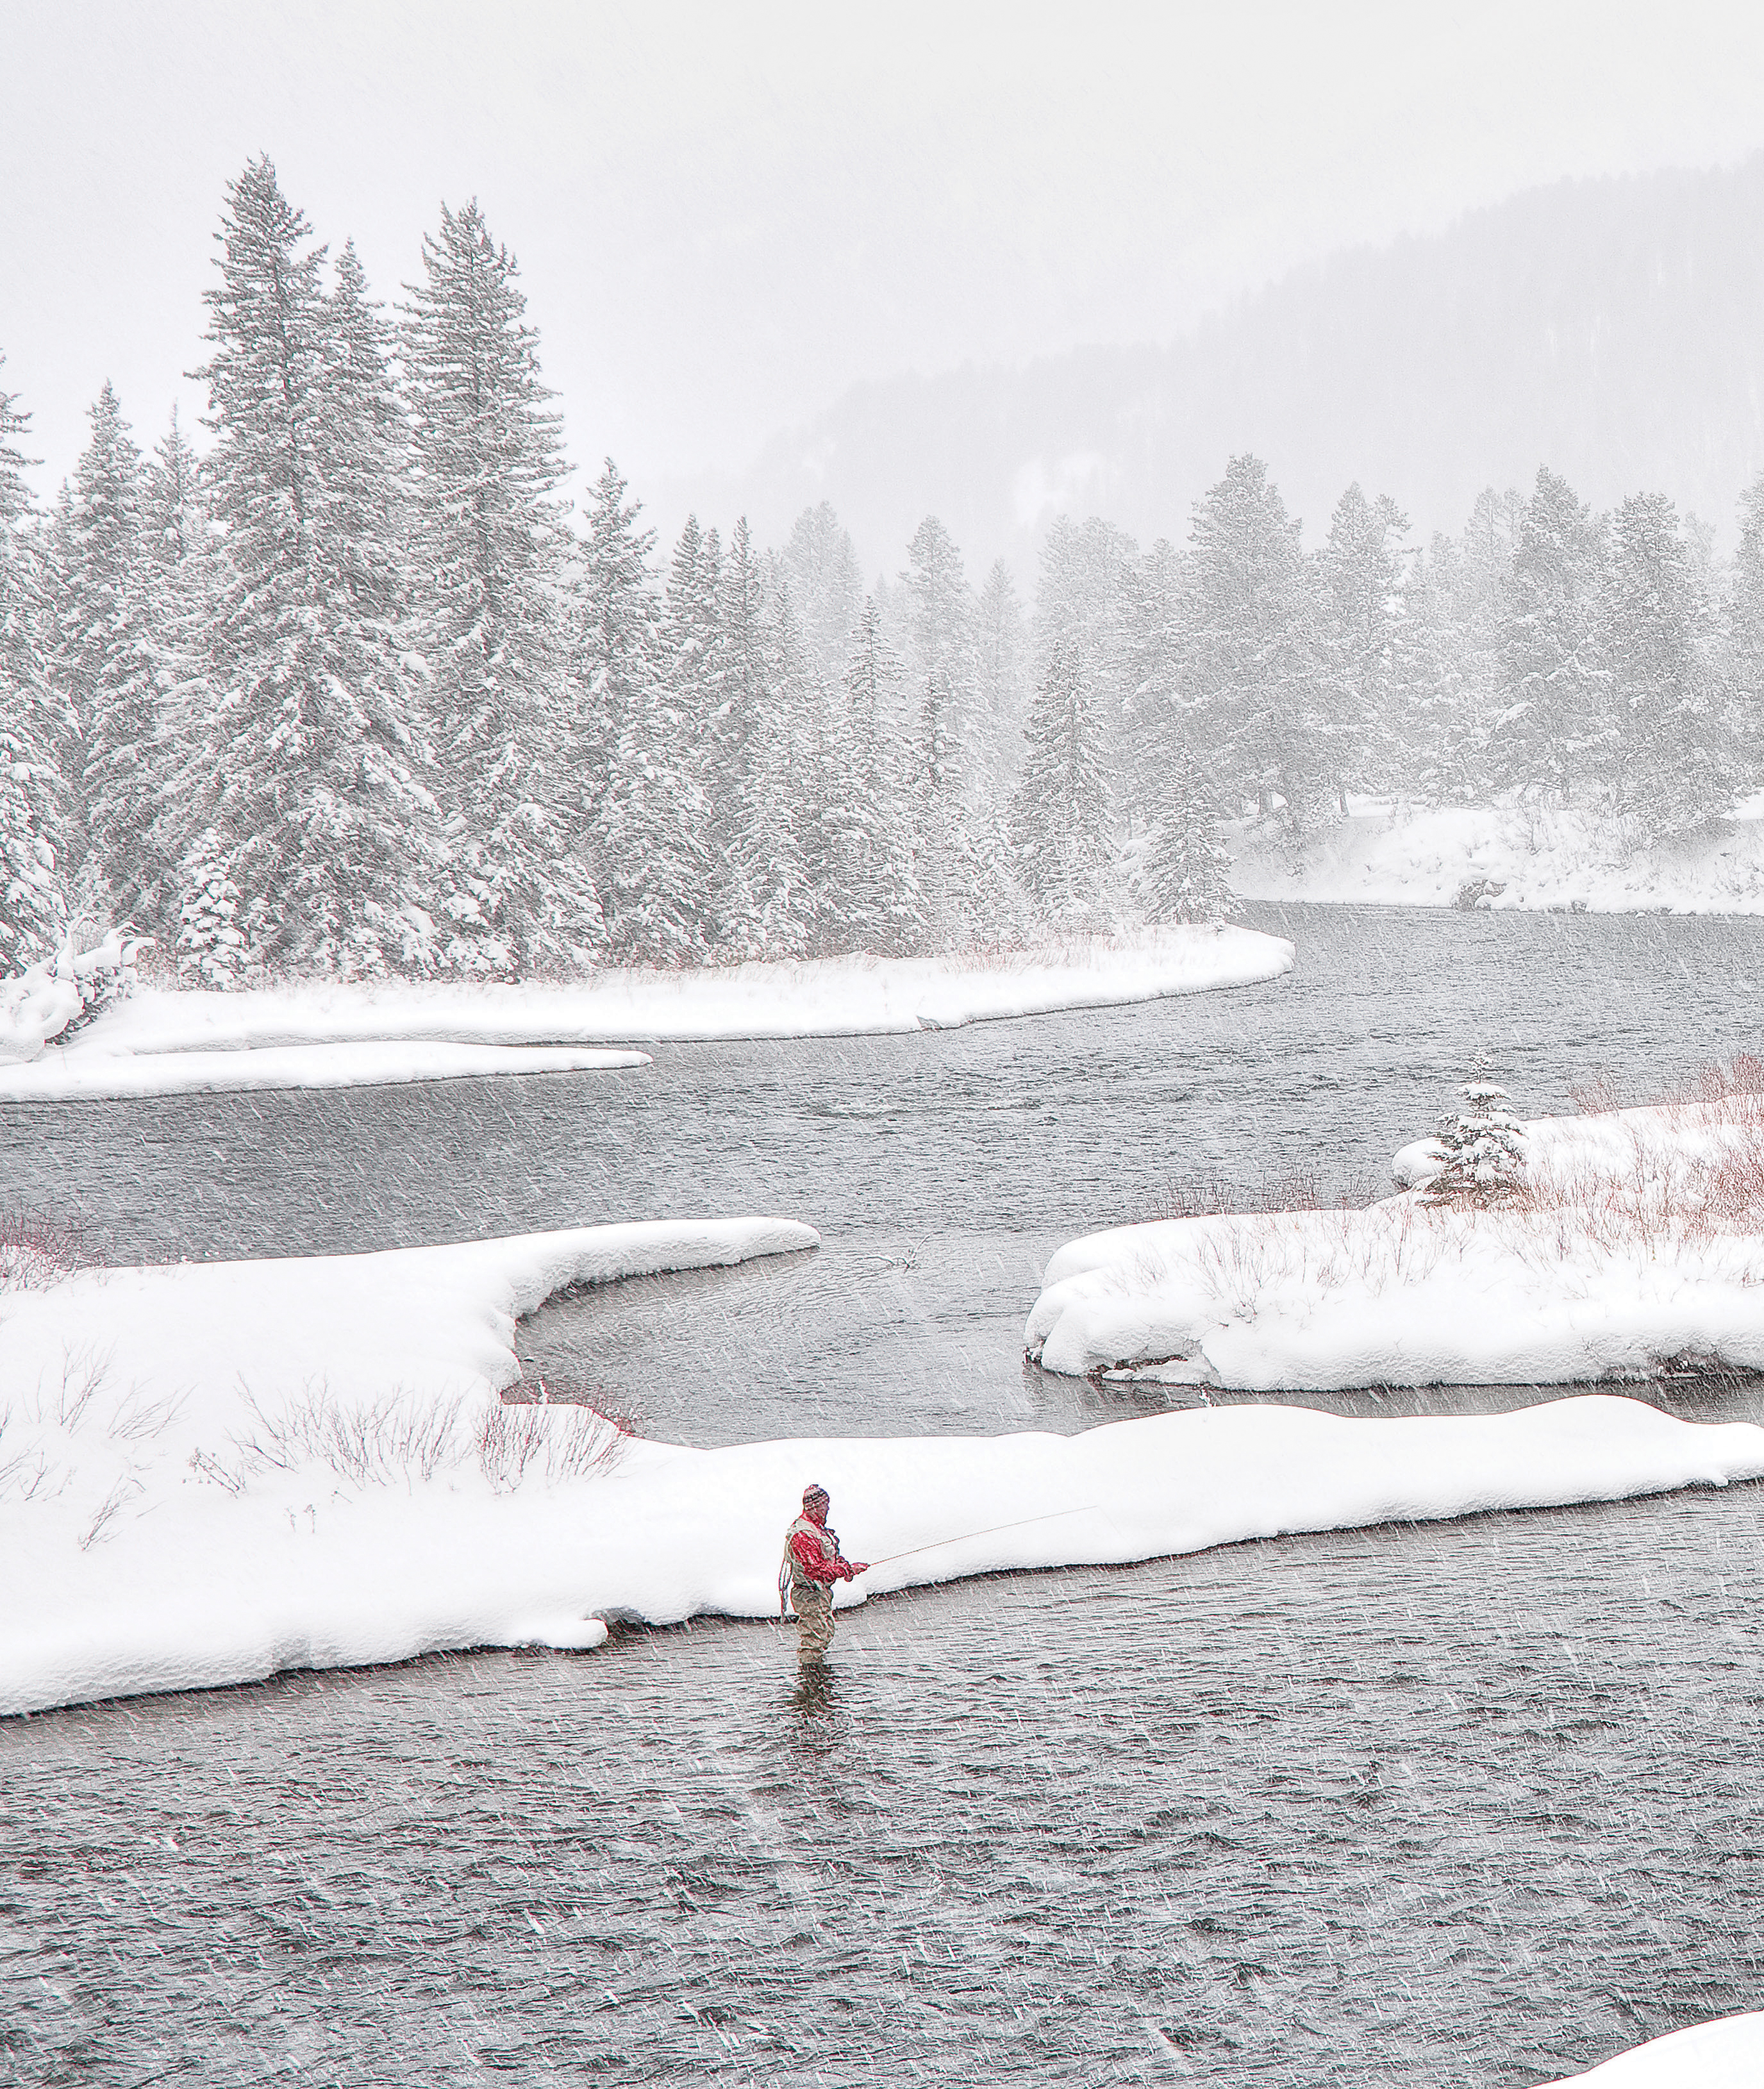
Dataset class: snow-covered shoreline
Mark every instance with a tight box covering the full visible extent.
[1029,1094,1764,1386]
[1535,2010,1764,2086]
[1229,797,1764,913]
[5,1213,1764,1716]
[0,925,1293,1101]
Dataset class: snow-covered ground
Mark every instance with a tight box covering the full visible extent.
[4,1217,1763,1715]
[1535,2011,1764,2087]
[0,1038,651,1099]
[0,926,1293,1100]
[1029,1091,1764,1385]
[1229,795,1764,912]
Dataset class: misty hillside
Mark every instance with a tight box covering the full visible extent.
[662,155,1764,573]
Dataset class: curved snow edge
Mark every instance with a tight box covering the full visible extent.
[7,1393,1760,1719]
[1533,2008,1764,2086]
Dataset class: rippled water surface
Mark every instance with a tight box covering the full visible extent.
[4,906,1764,2084]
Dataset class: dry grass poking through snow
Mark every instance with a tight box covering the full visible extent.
[1097,1054,1764,1346]
[218,1378,635,1497]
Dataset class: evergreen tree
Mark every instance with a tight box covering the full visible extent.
[1011,633,1112,917]
[0,357,65,970]
[138,407,219,938]
[781,501,863,695]
[974,558,1029,799]
[1140,751,1238,924]
[402,196,585,972]
[902,517,991,940]
[821,597,922,953]
[49,383,166,931]
[1727,474,1764,784]
[662,513,722,739]
[1422,1056,1527,1208]
[174,828,252,984]
[1599,492,1733,836]
[1181,455,1320,833]
[1315,483,1408,810]
[577,460,707,960]
[185,160,445,978]
[1499,466,1610,802]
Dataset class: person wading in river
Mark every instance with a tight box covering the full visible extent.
[781,1485,868,1667]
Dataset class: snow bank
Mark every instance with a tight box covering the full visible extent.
[5,1374,1760,1717]
[0,1037,649,1099]
[1535,2011,1764,2086]
[1033,1088,1764,1388]
[48,924,1293,1063]
[1392,1094,1764,1196]
[1229,797,1764,913]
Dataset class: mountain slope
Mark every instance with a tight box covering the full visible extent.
[658,156,1764,573]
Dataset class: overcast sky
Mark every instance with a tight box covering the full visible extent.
[6,1,1764,504]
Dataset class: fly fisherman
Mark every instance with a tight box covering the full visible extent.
[780,1484,869,1667]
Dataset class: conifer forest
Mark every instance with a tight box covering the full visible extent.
[4,155,1762,987]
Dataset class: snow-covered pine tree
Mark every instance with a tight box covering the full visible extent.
[974,559,1029,803]
[781,501,863,697]
[138,407,220,942]
[48,384,167,933]
[402,196,587,973]
[1315,483,1409,813]
[902,517,991,943]
[1181,454,1320,835]
[822,596,922,954]
[572,458,659,841]
[186,159,444,979]
[698,516,809,955]
[1730,473,1764,781]
[662,513,722,739]
[0,357,66,970]
[1010,631,1113,919]
[1598,492,1733,838]
[1422,1055,1528,1207]
[174,828,252,985]
[1140,751,1238,924]
[1499,466,1610,804]
[576,460,708,962]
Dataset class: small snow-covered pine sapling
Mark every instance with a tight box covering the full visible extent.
[1422,1054,1528,1206]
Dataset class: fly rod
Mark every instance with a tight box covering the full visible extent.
[863,1506,1099,1570]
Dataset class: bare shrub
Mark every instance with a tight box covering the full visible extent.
[479,1398,631,1494]
[79,1476,142,1550]
[235,1384,465,1489]
[0,1210,92,1292]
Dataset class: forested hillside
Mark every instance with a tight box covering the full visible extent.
[693,156,1764,571]
[3,157,1761,987]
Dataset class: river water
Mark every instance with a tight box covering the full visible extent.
[4,906,1764,2085]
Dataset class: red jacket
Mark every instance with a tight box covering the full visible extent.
[788,1520,853,1586]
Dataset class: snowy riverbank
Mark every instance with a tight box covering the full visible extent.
[1029,1091,1764,1385]
[1229,797,1764,912]
[0,926,1292,1099]
[1536,2010,1764,2087]
[5,1217,1764,1715]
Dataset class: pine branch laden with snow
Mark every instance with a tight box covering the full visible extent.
[1420,1056,1529,1207]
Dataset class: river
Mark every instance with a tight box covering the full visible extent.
[4,905,1764,2085]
